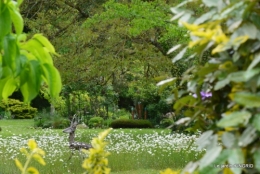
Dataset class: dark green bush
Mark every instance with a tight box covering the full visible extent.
[88,117,104,128]
[0,99,37,119]
[111,119,153,129]
[34,111,70,129]
[160,118,174,128]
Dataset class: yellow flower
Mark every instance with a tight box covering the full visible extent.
[160,168,180,174]
[27,167,39,174]
[181,21,201,31]
[14,158,23,171]
[28,139,37,150]
[33,153,46,166]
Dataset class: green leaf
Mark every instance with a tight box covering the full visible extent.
[42,64,62,98]
[228,69,260,82]
[252,114,260,131]
[0,6,11,41]
[200,149,230,174]
[22,39,53,64]
[228,148,244,174]
[20,60,42,102]
[253,149,260,172]
[167,44,182,55]
[8,6,23,34]
[3,34,19,72]
[2,77,17,99]
[172,46,187,63]
[233,92,260,108]
[199,146,222,169]
[33,34,56,54]
[217,111,251,128]
[196,130,213,150]
[222,132,236,148]
[248,52,260,70]
[238,125,257,147]
[202,0,218,7]
[194,9,216,25]
[214,78,230,90]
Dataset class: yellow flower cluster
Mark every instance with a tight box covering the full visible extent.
[15,139,46,174]
[182,21,248,55]
[160,168,181,174]
[82,128,112,174]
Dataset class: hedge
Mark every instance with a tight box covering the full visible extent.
[110,119,153,129]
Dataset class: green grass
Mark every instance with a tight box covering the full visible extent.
[0,119,203,174]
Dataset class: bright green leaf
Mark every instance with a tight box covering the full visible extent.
[0,6,11,41]
[8,7,23,34]
[33,34,56,54]
[42,64,62,98]
[2,77,17,99]
[3,34,19,72]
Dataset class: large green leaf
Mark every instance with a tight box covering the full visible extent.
[217,111,251,128]
[42,63,62,98]
[0,5,11,41]
[233,92,260,108]
[8,2,23,35]
[20,60,42,102]
[3,34,19,72]
[21,38,53,64]
[33,34,56,54]
[2,77,17,99]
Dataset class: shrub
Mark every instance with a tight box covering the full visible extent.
[88,117,104,128]
[34,111,70,129]
[111,119,153,129]
[0,99,37,119]
[160,119,174,128]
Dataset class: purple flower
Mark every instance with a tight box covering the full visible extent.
[192,91,212,100]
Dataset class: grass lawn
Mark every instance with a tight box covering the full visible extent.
[0,119,203,174]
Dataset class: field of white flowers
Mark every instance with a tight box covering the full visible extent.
[0,120,204,174]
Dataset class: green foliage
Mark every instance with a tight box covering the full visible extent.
[160,119,174,128]
[88,116,104,128]
[34,111,69,128]
[111,119,153,129]
[167,0,260,173]
[0,0,61,102]
[0,99,37,119]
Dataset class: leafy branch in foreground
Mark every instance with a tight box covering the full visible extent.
[0,0,61,102]
[15,139,46,174]
[166,0,260,173]
[82,128,112,174]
